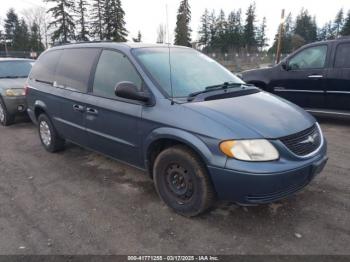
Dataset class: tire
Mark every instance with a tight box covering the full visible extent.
[0,98,15,126]
[38,114,65,153]
[153,145,216,217]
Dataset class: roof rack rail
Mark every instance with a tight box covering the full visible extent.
[52,40,116,47]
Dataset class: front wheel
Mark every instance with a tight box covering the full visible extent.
[38,114,65,153]
[153,145,216,217]
[0,98,15,126]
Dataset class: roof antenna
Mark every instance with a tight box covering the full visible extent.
[166,3,175,105]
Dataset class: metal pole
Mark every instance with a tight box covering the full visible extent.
[275,9,285,64]
[4,38,8,57]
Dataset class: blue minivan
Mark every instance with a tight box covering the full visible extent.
[26,42,328,216]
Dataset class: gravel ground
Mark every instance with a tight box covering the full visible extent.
[0,117,349,255]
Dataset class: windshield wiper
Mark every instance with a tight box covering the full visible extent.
[0,76,27,79]
[187,82,245,101]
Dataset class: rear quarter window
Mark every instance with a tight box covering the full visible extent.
[54,48,100,93]
[30,50,62,83]
[334,43,350,68]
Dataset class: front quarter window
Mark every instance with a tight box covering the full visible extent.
[133,47,243,98]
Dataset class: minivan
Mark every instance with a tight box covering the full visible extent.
[242,37,350,117]
[26,42,328,216]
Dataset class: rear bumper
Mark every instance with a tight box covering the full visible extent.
[208,155,328,204]
[2,96,27,115]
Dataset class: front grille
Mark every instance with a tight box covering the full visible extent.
[280,124,322,156]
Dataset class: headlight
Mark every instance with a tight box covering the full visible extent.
[220,139,279,161]
[5,88,25,97]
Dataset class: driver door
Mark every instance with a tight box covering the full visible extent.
[272,44,329,109]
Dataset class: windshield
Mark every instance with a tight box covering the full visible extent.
[0,61,33,78]
[133,47,244,97]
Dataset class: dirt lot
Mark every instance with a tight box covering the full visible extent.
[0,117,349,255]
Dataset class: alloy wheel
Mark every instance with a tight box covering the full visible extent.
[0,103,5,123]
[39,121,52,147]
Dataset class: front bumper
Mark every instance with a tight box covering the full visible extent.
[208,153,328,204]
[2,96,27,115]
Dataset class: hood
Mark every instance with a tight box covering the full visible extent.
[241,67,272,83]
[0,78,27,90]
[184,91,315,139]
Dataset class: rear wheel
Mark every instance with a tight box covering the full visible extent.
[0,98,15,126]
[153,145,215,217]
[38,114,65,152]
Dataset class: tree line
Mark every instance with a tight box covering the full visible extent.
[197,4,350,54]
[1,0,350,54]
[0,9,45,52]
[0,0,131,52]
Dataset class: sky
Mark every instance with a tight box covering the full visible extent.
[0,0,349,46]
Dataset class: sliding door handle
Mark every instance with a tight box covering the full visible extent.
[86,107,98,115]
[73,104,85,112]
[308,75,323,79]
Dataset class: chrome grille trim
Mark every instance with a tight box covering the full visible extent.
[279,123,324,158]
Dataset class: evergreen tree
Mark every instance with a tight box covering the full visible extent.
[198,9,211,48]
[76,0,89,41]
[13,19,30,51]
[29,22,45,51]
[174,0,192,46]
[91,0,105,40]
[319,21,335,40]
[293,9,317,44]
[208,10,217,47]
[212,9,227,51]
[133,31,142,42]
[341,11,350,36]
[243,3,257,52]
[227,9,243,51]
[46,0,76,43]
[4,9,19,48]
[333,8,344,37]
[104,0,128,41]
[256,17,268,51]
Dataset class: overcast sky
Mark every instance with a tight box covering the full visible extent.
[0,0,349,46]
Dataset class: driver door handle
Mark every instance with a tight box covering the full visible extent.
[308,75,323,79]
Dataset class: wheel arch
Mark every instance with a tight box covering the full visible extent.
[144,128,213,178]
[33,100,48,120]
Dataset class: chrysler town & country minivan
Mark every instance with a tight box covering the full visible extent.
[26,42,328,216]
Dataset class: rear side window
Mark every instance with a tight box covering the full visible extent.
[93,50,142,99]
[334,43,350,68]
[55,48,100,93]
[30,50,62,83]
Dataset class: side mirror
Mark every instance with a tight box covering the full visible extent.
[281,61,290,71]
[115,81,151,103]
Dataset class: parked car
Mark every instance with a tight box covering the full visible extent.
[0,58,34,126]
[26,43,328,216]
[242,37,350,116]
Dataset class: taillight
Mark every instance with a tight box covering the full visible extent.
[24,84,29,96]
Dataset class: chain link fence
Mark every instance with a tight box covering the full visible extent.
[0,51,41,59]
[203,52,290,73]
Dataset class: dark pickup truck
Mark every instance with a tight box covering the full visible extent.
[242,37,350,116]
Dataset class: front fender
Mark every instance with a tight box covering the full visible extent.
[143,127,227,169]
